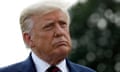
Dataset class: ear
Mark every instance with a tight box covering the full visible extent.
[23,32,34,48]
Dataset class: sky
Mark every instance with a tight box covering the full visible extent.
[0,0,79,67]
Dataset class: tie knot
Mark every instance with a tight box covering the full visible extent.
[46,65,62,72]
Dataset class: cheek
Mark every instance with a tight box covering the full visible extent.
[66,31,72,47]
[33,35,52,54]
[37,32,53,48]
[66,31,71,40]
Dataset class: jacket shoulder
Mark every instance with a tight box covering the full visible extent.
[0,62,24,72]
[73,63,96,72]
[0,55,36,72]
[67,60,96,72]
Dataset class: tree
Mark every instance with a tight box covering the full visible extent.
[69,0,120,72]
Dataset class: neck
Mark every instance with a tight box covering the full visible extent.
[40,54,65,65]
[32,50,66,65]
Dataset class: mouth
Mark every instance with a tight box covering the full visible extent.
[53,41,68,48]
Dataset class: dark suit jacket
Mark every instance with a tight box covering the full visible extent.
[0,54,96,72]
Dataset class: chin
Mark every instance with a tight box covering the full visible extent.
[55,46,71,56]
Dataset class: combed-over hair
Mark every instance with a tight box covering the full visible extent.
[20,1,70,33]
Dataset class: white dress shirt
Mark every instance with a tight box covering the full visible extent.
[31,52,69,72]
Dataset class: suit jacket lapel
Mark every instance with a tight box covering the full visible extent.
[66,59,82,72]
[19,54,36,72]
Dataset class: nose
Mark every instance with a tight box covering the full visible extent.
[54,24,65,37]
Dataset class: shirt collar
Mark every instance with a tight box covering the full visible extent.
[57,59,69,72]
[31,52,69,72]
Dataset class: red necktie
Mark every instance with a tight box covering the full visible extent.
[46,65,62,72]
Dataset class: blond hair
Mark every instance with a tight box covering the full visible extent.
[20,1,70,33]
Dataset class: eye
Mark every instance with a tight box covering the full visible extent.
[43,23,54,31]
[59,21,67,28]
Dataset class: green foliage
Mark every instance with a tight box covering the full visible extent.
[68,0,120,72]
[69,0,99,38]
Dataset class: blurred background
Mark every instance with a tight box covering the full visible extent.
[0,0,120,72]
[68,0,120,72]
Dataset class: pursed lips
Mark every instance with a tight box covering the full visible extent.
[53,41,68,48]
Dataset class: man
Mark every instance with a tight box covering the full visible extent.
[0,1,96,72]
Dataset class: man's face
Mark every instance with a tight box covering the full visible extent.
[29,10,71,61]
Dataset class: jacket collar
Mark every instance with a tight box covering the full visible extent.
[66,59,81,72]
[19,54,78,72]
[18,54,36,72]
[19,54,88,72]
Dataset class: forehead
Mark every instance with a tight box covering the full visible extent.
[32,10,68,22]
